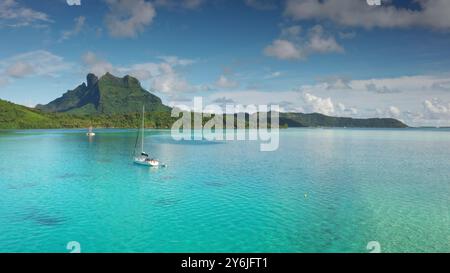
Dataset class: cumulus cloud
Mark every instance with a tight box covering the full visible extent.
[264,25,343,60]
[0,50,71,78]
[422,99,450,120]
[0,51,71,88]
[307,25,344,54]
[151,63,192,93]
[0,0,52,27]
[82,52,116,77]
[59,16,85,42]
[388,106,401,117]
[104,0,156,38]
[66,0,81,6]
[371,106,403,120]
[350,75,449,94]
[284,0,450,30]
[265,39,304,60]
[265,71,282,79]
[381,106,402,118]
[215,75,239,89]
[365,82,400,94]
[431,81,450,92]
[6,62,34,78]
[301,92,356,116]
[211,97,236,105]
[157,55,196,66]
[337,102,358,116]
[302,92,335,115]
[114,56,196,81]
[130,57,202,93]
[317,76,352,90]
[272,100,297,112]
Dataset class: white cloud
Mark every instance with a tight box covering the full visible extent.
[365,82,400,94]
[151,63,192,93]
[82,51,116,77]
[431,81,450,92]
[422,99,450,120]
[122,63,159,81]
[0,51,71,88]
[264,25,343,60]
[0,0,52,27]
[307,25,344,54]
[66,0,81,6]
[264,39,304,60]
[114,56,196,81]
[6,62,34,78]
[302,92,356,116]
[337,102,358,116]
[388,106,401,118]
[157,55,196,66]
[265,71,282,79]
[302,92,335,115]
[0,50,71,78]
[215,75,239,89]
[350,75,449,94]
[318,76,352,90]
[104,0,156,38]
[284,0,450,30]
[280,25,302,39]
[59,16,85,42]
[211,96,236,104]
[371,106,403,120]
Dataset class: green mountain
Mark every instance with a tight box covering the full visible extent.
[278,112,407,128]
[0,99,56,129]
[36,73,170,114]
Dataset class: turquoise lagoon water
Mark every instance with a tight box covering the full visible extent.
[0,128,449,253]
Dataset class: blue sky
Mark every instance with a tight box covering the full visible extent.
[1,0,450,126]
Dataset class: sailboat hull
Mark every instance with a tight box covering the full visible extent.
[134,157,162,167]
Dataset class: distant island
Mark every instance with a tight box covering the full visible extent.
[0,73,408,129]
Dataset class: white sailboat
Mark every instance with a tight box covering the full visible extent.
[86,126,95,136]
[133,105,164,167]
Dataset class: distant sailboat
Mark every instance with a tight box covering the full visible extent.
[86,126,95,136]
[133,106,165,167]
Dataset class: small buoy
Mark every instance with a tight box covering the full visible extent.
[304,193,308,198]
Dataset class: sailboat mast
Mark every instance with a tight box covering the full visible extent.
[141,105,145,153]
